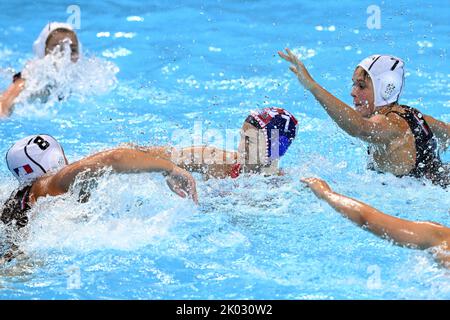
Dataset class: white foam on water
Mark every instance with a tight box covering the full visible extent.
[96,32,111,38]
[102,47,132,58]
[126,16,144,22]
[114,32,136,39]
[17,173,196,253]
[13,43,119,117]
[291,47,317,60]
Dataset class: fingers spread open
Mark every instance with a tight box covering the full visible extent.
[286,48,294,58]
[278,50,290,61]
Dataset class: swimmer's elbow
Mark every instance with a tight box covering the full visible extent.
[358,126,393,144]
[358,116,397,143]
[104,148,160,172]
[108,149,127,164]
[349,203,375,227]
[425,222,450,248]
[338,118,376,141]
[94,149,133,172]
[347,126,365,139]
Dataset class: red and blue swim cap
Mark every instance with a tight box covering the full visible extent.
[245,107,298,161]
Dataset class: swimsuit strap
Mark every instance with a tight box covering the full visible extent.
[384,105,439,176]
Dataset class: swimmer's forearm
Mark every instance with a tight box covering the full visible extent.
[0,94,15,117]
[0,80,24,117]
[320,190,374,226]
[309,83,365,137]
[320,190,447,249]
[0,101,7,117]
[104,148,176,173]
[52,148,177,193]
[83,148,180,176]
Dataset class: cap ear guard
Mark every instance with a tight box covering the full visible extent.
[378,71,403,101]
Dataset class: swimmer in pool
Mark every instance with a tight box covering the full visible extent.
[302,177,450,268]
[279,49,450,187]
[0,22,80,117]
[0,134,198,263]
[160,107,298,179]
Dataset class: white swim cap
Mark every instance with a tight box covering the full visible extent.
[6,135,67,184]
[357,54,405,107]
[33,22,82,59]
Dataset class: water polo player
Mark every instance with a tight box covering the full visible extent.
[0,134,198,263]
[279,49,450,187]
[0,22,80,117]
[168,107,299,179]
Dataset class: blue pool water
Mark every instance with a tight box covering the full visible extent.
[0,0,449,299]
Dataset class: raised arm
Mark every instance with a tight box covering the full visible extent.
[301,177,450,250]
[35,147,198,203]
[424,115,450,151]
[0,78,25,118]
[278,49,400,144]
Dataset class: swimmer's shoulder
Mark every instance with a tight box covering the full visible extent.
[29,172,66,204]
[370,105,411,136]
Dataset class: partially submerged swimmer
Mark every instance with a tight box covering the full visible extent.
[302,177,450,268]
[279,50,450,187]
[167,107,298,179]
[0,135,198,263]
[0,22,80,117]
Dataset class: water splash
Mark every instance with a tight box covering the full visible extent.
[13,173,197,254]
[13,43,119,117]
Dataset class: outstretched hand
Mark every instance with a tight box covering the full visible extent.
[166,166,199,204]
[300,177,332,200]
[278,48,316,90]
